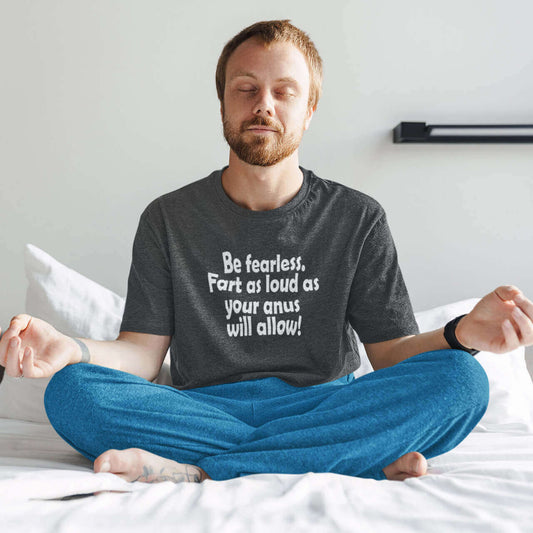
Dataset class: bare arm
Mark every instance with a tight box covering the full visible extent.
[0,314,170,382]
[364,329,450,371]
[365,285,533,371]
[68,331,170,382]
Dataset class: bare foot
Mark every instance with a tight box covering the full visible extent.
[94,448,211,483]
[382,451,428,481]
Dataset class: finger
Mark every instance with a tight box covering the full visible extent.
[0,318,22,366]
[511,306,533,345]
[0,326,6,367]
[7,314,32,336]
[502,319,520,352]
[0,315,32,366]
[21,345,41,379]
[5,336,23,377]
[495,285,521,302]
[513,292,533,322]
[21,346,32,378]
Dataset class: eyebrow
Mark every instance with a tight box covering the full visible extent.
[230,70,299,85]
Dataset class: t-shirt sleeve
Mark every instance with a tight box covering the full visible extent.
[347,211,419,344]
[119,202,175,336]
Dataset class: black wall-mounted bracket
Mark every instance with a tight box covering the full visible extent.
[393,122,533,143]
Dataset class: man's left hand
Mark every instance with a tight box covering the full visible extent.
[456,285,533,354]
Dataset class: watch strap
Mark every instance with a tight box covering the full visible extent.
[444,314,480,356]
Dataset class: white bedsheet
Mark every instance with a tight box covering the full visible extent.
[1,418,532,533]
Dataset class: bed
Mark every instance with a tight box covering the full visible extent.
[1,243,532,532]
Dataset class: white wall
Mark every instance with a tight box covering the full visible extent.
[1,0,532,360]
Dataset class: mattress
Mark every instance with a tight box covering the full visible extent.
[1,417,532,533]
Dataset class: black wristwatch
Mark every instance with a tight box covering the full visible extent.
[443,314,480,356]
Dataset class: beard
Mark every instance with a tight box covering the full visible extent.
[222,113,304,167]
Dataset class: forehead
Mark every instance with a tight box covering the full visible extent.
[226,38,310,87]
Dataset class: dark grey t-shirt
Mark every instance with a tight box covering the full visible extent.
[119,166,419,389]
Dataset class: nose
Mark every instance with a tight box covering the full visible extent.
[253,89,274,117]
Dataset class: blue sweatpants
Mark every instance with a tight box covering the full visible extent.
[44,349,489,481]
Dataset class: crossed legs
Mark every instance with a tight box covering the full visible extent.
[44,349,489,482]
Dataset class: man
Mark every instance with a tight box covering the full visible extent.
[1,20,532,484]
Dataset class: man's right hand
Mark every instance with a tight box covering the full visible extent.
[0,314,79,379]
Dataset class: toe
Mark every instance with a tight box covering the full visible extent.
[400,451,427,476]
[93,450,118,474]
[383,451,428,481]
[94,448,138,479]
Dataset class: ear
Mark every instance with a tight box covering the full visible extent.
[303,104,317,131]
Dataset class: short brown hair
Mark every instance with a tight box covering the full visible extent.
[216,20,323,111]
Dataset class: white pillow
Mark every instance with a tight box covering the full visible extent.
[1,243,532,433]
[416,298,533,431]
[354,300,533,432]
[0,243,170,422]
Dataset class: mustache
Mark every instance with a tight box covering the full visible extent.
[241,117,282,133]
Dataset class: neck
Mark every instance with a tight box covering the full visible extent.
[221,151,303,211]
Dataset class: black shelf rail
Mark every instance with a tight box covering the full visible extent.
[393,122,533,143]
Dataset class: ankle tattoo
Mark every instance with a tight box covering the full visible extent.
[132,464,204,483]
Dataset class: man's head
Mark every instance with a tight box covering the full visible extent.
[216,20,323,167]
[216,20,323,113]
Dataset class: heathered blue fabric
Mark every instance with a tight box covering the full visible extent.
[45,349,489,481]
